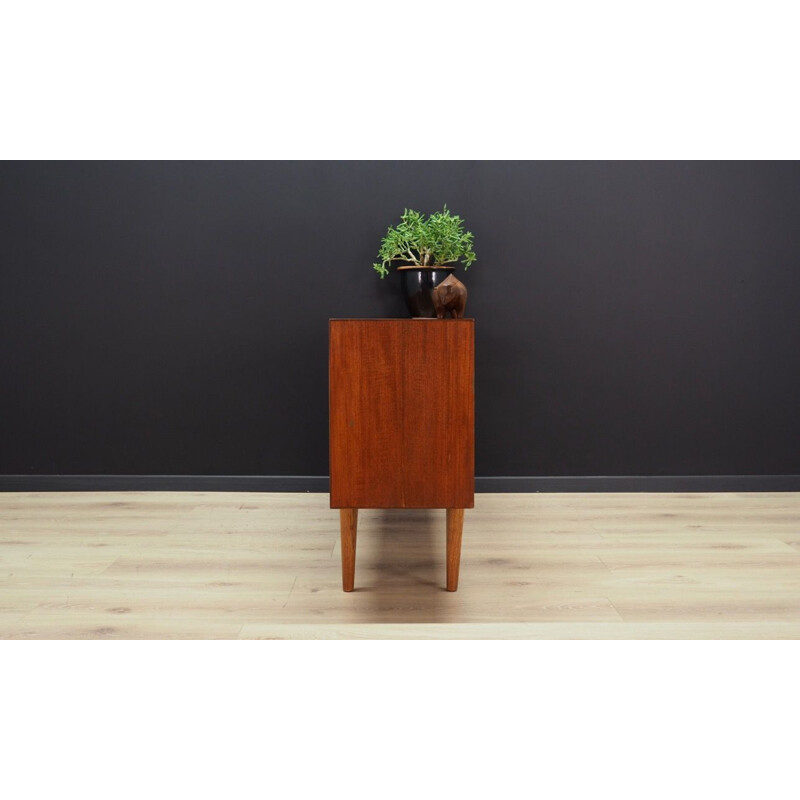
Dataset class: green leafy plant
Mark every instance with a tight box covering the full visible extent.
[373,206,476,278]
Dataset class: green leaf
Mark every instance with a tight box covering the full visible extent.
[373,205,477,277]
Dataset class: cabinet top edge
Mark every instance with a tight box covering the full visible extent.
[329,318,474,322]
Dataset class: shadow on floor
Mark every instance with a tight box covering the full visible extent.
[350,508,456,622]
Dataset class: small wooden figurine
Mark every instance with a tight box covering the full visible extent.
[432,274,467,319]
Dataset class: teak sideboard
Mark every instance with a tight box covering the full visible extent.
[329,319,475,592]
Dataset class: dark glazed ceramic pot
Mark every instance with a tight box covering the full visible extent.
[397,266,455,318]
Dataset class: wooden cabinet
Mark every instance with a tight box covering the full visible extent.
[329,319,474,591]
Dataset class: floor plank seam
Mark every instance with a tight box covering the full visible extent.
[605,596,626,622]
[282,575,298,609]
[597,555,614,574]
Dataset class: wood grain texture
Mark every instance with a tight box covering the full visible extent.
[329,319,474,509]
[1,491,799,639]
[446,508,465,591]
[340,509,357,592]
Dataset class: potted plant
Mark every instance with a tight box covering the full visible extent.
[373,206,476,317]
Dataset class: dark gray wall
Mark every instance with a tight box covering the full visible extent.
[1,161,799,483]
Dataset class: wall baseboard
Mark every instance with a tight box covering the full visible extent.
[476,475,800,492]
[0,475,330,492]
[1,475,799,492]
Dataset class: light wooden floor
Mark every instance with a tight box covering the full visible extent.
[1,491,799,639]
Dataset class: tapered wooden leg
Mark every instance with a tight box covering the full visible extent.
[446,508,465,591]
[340,509,358,592]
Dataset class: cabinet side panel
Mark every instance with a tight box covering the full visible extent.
[329,321,406,507]
[401,321,474,508]
[448,321,475,508]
